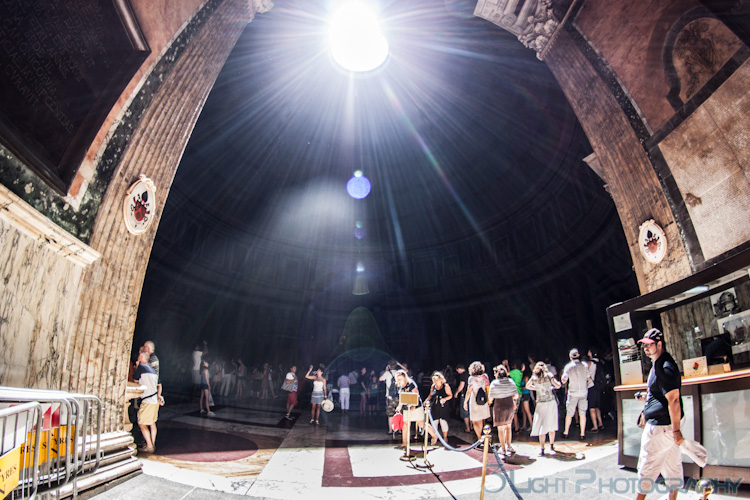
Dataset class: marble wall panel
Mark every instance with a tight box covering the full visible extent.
[0,217,84,389]
[703,60,750,177]
[659,65,750,261]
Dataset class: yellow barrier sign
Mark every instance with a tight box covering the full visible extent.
[0,446,21,498]
[20,425,74,469]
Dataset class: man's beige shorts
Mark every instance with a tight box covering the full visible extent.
[138,402,159,425]
[637,422,683,493]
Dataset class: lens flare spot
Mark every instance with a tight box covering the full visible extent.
[347,174,371,199]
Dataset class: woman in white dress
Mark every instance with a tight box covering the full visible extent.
[526,361,562,455]
[463,361,491,441]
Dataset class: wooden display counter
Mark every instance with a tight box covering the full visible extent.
[614,368,750,391]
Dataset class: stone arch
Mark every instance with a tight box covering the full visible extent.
[663,7,743,110]
[59,0,270,432]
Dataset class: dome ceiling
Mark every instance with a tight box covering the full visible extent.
[136,0,639,365]
[164,0,588,256]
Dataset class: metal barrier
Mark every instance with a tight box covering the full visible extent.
[0,401,42,500]
[0,387,103,499]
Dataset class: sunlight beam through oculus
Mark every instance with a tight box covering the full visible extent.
[329,1,389,72]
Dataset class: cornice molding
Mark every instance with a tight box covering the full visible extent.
[474,0,560,59]
[0,183,101,267]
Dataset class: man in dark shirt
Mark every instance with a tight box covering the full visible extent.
[455,364,471,433]
[635,328,684,500]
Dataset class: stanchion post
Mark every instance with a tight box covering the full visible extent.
[479,424,491,500]
[422,402,431,467]
[404,408,411,460]
[697,478,714,500]
[398,393,419,463]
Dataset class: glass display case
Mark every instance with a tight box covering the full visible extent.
[608,248,750,483]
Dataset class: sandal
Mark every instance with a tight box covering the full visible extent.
[506,445,515,454]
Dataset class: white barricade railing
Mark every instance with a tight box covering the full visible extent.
[0,387,103,499]
[0,401,43,500]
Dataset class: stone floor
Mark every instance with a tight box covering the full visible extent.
[90,396,750,499]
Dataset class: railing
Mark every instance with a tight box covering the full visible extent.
[0,387,103,499]
[0,402,43,500]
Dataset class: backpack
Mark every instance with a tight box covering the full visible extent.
[387,371,398,398]
[594,359,611,391]
[475,386,487,405]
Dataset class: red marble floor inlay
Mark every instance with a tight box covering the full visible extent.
[322,437,520,487]
[155,427,258,462]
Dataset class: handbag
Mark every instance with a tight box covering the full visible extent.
[392,413,404,431]
[476,386,487,405]
[281,380,295,392]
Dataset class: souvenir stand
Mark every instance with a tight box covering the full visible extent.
[607,248,750,484]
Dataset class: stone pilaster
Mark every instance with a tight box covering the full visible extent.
[543,30,692,293]
[61,0,272,432]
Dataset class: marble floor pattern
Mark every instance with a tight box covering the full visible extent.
[98,398,750,500]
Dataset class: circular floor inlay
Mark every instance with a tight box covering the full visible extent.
[155,428,258,462]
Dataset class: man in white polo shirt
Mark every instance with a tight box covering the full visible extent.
[561,348,591,440]
[135,351,161,453]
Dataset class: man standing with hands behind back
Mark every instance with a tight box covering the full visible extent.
[635,328,684,500]
[135,351,161,453]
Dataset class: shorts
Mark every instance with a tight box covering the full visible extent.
[637,423,683,493]
[386,398,399,417]
[138,402,159,425]
[287,391,298,406]
[566,394,588,416]
[459,394,469,419]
